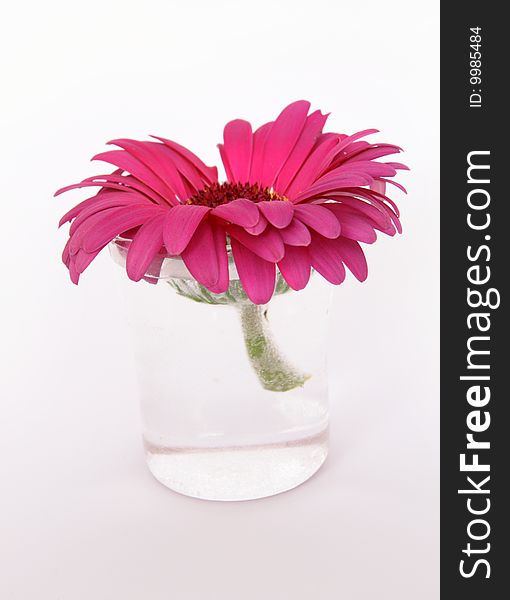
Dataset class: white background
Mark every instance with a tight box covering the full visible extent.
[0,1,439,598]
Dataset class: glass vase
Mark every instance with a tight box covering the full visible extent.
[110,239,331,501]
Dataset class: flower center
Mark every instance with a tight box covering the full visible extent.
[187,182,287,207]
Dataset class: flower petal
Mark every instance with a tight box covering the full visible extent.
[334,237,368,281]
[212,198,260,227]
[81,205,162,253]
[278,246,311,290]
[317,160,397,183]
[67,192,149,235]
[383,178,407,195]
[275,110,328,194]
[294,174,373,200]
[207,224,229,294]
[308,234,346,285]
[150,135,218,184]
[62,238,71,266]
[59,192,134,228]
[323,204,377,243]
[227,225,284,262]
[347,144,402,163]
[231,238,276,304]
[126,213,166,281]
[222,119,253,183]
[181,219,220,289]
[329,187,401,232]
[108,139,189,200]
[324,194,393,232]
[69,208,120,255]
[163,204,210,255]
[244,213,268,235]
[279,219,312,246]
[285,135,339,199]
[258,200,294,229]
[371,179,386,195]
[74,248,101,274]
[92,150,177,205]
[147,141,207,190]
[261,100,311,188]
[293,204,341,239]
[319,129,379,172]
[217,144,234,182]
[55,173,165,204]
[248,122,272,185]
[69,260,80,284]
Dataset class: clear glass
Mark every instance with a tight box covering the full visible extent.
[110,239,331,501]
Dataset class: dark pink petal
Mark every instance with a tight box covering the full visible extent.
[294,204,340,239]
[207,224,229,294]
[74,248,102,274]
[163,204,210,255]
[318,132,344,145]
[330,141,370,165]
[294,175,374,200]
[181,177,197,199]
[59,194,106,227]
[275,110,328,194]
[351,188,402,234]
[385,162,409,170]
[126,213,166,281]
[347,144,402,163]
[217,144,234,182]
[93,173,168,202]
[279,218,312,246]
[371,179,386,195]
[67,193,148,235]
[62,238,71,266]
[69,260,80,284]
[335,186,401,221]
[222,119,253,183]
[244,212,268,235]
[81,205,162,253]
[258,200,294,229]
[143,276,159,285]
[69,208,115,255]
[285,136,339,199]
[181,219,220,289]
[227,225,284,262]
[382,178,408,194]
[150,136,218,184]
[308,234,346,285]
[231,239,276,304]
[316,160,397,183]
[212,198,259,227]
[92,150,177,205]
[318,129,379,173]
[55,178,160,205]
[334,238,368,281]
[261,100,311,188]
[323,204,377,243]
[144,253,166,280]
[325,195,393,233]
[69,206,144,255]
[248,122,273,185]
[56,173,166,204]
[277,246,311,290]
[147,142,207,190]
[59,197,95,227]
[108,139,189,200]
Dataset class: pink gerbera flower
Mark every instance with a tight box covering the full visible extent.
[57,100,407,304]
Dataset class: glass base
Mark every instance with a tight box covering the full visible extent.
[144,428,329,501]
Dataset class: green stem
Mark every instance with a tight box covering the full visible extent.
[239,303,309,392]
